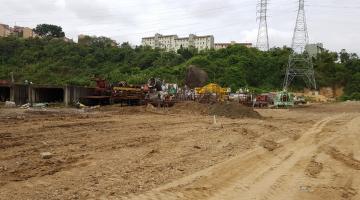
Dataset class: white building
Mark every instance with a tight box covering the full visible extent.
[305,43,324,58]
[141,33,214,51]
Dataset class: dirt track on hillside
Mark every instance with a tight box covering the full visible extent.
[0,102,359,200]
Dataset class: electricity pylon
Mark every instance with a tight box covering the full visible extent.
[256,0,269,51]
[283,0,316,90]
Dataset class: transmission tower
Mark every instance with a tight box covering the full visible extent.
[256,0,269,51]
[283,0,316,90]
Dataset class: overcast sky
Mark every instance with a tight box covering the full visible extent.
[1,0,359,53]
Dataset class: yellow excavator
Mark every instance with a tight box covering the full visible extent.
[195,83,229,103]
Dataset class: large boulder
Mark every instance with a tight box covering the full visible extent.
[185,65,208,89]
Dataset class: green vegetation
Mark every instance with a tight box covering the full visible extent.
[33,24,65,38]
[0,35,359,100]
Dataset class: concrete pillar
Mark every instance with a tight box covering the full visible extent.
[29,86,35,106]
[64,86,70,106]
[10,85,15,102]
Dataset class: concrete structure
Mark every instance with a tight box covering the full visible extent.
[214,41,253,50]
[0,83,28,105]
[0,83,95,106]
[13,26,36,39]
[0,24,11,37]
[305,43,324,58]
[0,23,36,39]
[142,33,214,51]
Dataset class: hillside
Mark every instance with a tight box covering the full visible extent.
[0,36,359,99]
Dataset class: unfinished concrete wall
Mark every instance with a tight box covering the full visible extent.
[32,87,64,103]
[13,85,28,105]
[0,84,28,105]
[1,83,96,106]
[64,86,95,106]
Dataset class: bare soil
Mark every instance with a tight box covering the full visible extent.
[0,101,359,200]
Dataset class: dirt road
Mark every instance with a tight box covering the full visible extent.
[123,113,360,200]
[0,102,359,200]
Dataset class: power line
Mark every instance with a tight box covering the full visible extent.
[284,0,316,90]
[256,0,270,51]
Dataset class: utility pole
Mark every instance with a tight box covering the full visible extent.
[256,0,269,51]
[283,0,316,90]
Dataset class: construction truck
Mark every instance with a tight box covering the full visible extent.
[274,91,294,108]
[80,78,146,106]
[111,82,146,106]
[195,83,229,103]
[253,93,274,108]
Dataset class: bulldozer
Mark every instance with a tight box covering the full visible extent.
[195,83,229,103]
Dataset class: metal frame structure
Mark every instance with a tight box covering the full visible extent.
[256,0,269,51]
[283,0,316,90]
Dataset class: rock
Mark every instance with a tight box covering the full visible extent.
[5,101,16,108]
[193,145,202,149]
[40,152,53,159]
[260,139,281,151]
[20,103,31,109]
[208,123,224,130]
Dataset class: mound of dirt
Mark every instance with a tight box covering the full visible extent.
[305,158,323,178]
[171,101,209,115]
[260,139,281,151]
[209,102,262,119]
[171,102,261,119]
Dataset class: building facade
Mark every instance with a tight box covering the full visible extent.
[214,41,252,50]
[0,24,11,37]
[12,26,36,38]
[142,33,215,51]
[0,23,36,39]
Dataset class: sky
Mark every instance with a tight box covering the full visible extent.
[0,0,359,54]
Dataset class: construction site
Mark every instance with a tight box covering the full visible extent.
[1,62,360,200]
[0,93,359,200]
[1,0,360,199]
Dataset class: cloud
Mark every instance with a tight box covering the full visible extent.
[0,0,359,53]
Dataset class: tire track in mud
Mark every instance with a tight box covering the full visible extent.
[119,115,345,200]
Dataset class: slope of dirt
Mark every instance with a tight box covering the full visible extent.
[171,101,209,115]
[209,102,262,119]
[172,101,261,119]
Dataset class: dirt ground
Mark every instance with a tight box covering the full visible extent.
[0,101,359,200]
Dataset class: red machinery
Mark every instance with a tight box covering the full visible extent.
[79,78,176,107]
[253,95,269,108]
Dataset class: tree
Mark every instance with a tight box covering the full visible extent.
[177,46,198,60]
[34,24,65,38]
[0,36,359,100]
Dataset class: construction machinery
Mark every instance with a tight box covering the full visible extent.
[79,78,112,106]
[253,93,274,108]
[80,77,178,107]
[195,83,229,103]
[80,78,146,106]
[147,78,176,107]
[111,82,146,106]
[274,91,294,108]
